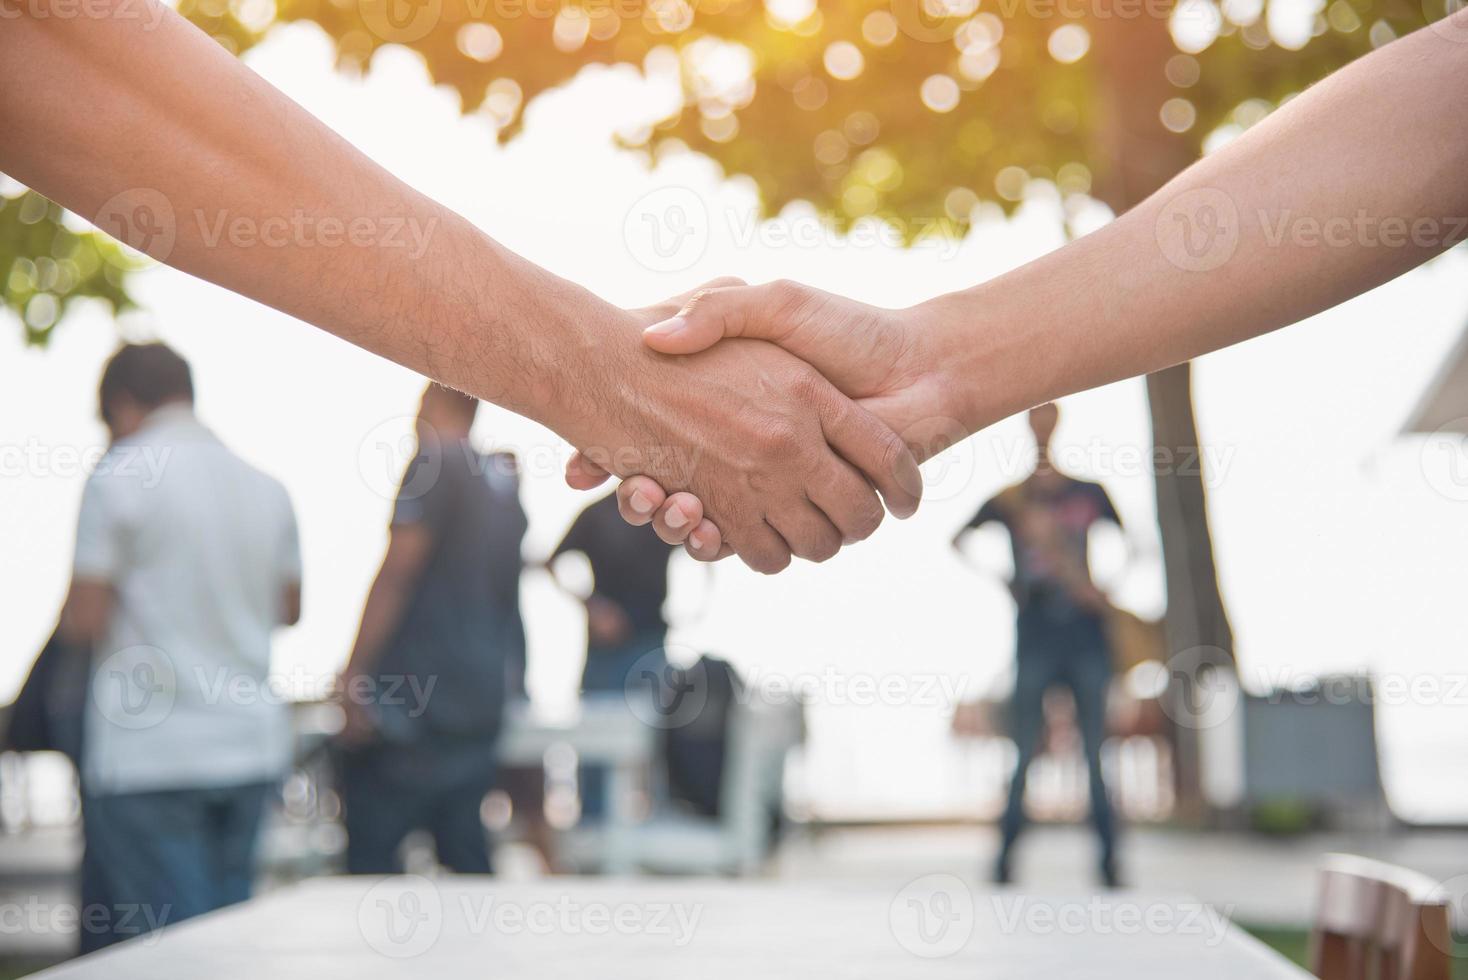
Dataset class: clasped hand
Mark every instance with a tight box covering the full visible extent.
[568,279,978,569]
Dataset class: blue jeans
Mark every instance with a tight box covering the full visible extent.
[578,631,665,820]
[337,734,498,875]
[999,611,1117,871]
[80,781,273,953]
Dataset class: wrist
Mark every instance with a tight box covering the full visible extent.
[482,264,638,443]
[910,284,1054,434]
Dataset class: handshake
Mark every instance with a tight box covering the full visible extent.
[10,0,1457,577]
[555,277,1000,573]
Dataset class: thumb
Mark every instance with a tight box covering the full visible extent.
[642,281,794,355]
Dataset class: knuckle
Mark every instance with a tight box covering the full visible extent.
[875,429,909,485]
[766,278,805,308]
[798,529,842,564]
[849,498,884,541]
[756,550,792,575]
[680,287,720,318]
[788,367,826,406]
[758,418,805,459]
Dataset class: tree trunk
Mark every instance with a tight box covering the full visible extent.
[1090,4,1237,821]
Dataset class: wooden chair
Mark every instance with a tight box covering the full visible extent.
[1310,853,1454,980]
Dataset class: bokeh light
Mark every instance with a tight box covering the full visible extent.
[994,166,1029,202]
[765,0,816,28]
[1171,0,1224,53]
[823,41,865,81]
[456,23,504,63]
[920,74,961,113]
[1047,24,1091,63]
[843,110,880,145]
[861,10,899,45]
[1165,53,1201,87]
[1160,97,1198,132]
[552,8,591,52]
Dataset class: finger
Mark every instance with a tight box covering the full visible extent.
[684,518,724,562]
[807,453,886,545]
[633,276,747,323]
[643,281,795,355]
[565,451,613,490]
[615,477,666,527]
[650,492,703,545]
[766,500,844,564]
[725,521,792,575]
[816,390,923,520]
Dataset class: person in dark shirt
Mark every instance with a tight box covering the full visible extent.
[955,402,1123,888]
[550,492,675,819]
[336,384,527,874]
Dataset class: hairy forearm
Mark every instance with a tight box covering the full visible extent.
[932,13,1468,430]
[0,0,607,429]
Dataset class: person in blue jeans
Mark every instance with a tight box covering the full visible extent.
[60,344,303,951]
[336,384,527,874]
[955,403,1123,889]
[549,492,675,821]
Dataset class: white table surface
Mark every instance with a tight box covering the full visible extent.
[30,876,1315,978]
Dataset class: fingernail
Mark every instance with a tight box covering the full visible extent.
[665,506,689,529]
[689,531,706,550]
[629,491,653,515]
[644,316,687,339]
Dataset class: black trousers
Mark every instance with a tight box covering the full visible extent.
[337,735,498,874]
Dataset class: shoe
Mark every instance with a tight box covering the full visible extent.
[993,854,1013,886]
[1100,858,1121,890]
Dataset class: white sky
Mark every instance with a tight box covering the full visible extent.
[3,24,1467,821]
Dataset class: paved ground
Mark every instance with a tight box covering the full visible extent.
[770,823,1468,927]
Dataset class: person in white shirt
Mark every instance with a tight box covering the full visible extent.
[61,342,302,952]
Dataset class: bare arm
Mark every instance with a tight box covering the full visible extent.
[932,11,1468,432]
[0,0,919,573]
[280,583,302,628]
[59,580,113,646]
[615,15,1468,553]
[341,524,433,680]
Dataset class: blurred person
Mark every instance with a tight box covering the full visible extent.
[60,343,302,952]
[335,384,527,874]
[953,403,1124,888]
[548,493,675,820]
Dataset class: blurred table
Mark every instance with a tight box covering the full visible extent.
[498,696,658,873]
[29,877,1314,978]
